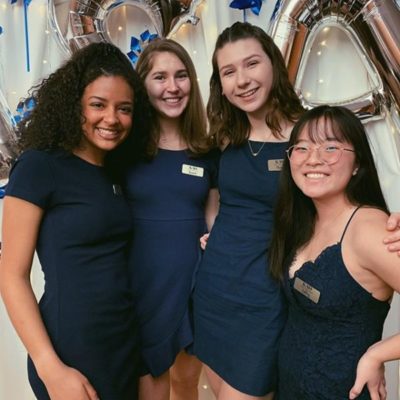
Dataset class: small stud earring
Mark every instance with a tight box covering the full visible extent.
[352,168,359,176]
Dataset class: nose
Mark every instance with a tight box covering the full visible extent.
[166,77,179,92]
[306,148,324,165]
[236,68,250,87]
[103,107,118,124]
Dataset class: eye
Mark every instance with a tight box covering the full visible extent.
[153,74,165,81]
[324,145,340,153]
[293,145,309,153]
[119,105,133,114]
[90,102,104,109]
[247,60,259,68]
[221,69,234,77]
[176,71,189,80]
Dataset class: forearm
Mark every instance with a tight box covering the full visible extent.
[366,334,400,364]
[0,273,62,376]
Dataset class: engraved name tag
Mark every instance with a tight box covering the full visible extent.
[267,159,283,171]
[293,277,320,303]
[182,164,204,177]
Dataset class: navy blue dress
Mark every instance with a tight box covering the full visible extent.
[193,141,287,396]
[125,148,219,376]
[278,209,390,400]
[6,150,138,400]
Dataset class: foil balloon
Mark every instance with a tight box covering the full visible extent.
[269,0,400,122]
[49,0,204,52]
[0,90,19,184]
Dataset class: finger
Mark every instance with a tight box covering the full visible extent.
[349,387,361,399]
[386,215,398,230]
[84,382,99,400]
[378,382,387,399]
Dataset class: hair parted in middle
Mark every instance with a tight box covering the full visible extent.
[136,38,214,158]
[207,21,304,147]
[268,105,388,280]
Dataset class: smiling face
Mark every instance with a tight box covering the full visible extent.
[289,118,358,202]
[78,75,133,165]
[144,51,191,121]
[216,38,273,118]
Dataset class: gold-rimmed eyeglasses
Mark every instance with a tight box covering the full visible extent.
[286,144,355,165]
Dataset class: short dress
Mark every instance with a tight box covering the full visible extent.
[278,208,390,399]
[193,141,288,396]
[125,148,219,376]
[6,150,139,400]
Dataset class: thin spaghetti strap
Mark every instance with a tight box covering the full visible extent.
[340,206,362,243]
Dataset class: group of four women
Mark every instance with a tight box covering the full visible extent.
[1,21,400,400]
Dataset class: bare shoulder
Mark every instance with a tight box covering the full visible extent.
[351,207,388,242]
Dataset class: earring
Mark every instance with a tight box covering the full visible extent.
[352,168,359,176]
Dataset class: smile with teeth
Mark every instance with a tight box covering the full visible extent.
[163,97,181,104]
[305,173,326,179]
[96,127,119,139]
[238,88,258,98]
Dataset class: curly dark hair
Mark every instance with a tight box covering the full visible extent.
[207,21,304,146]
[18,41,150,176]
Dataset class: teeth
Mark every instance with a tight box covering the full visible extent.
[97,128,118,137]
[164,98,180,103]
[306,173,325,179]
[240,89,257,98]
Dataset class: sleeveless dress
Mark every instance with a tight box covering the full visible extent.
[278,208,390,400]
[193,141,287,396]
[6,150,139,400]
[125,148,219,376]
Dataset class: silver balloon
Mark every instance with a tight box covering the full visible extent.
[269,0,400,122]
[47,0,204,52]
[0,91,19,184]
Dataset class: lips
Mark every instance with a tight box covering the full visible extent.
[237,88,258,98]
[304,172,327,179]
[96,127,120,140]
[163,97,182,104]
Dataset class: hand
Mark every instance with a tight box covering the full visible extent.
[384,212,400,256]
[349,351,386,400]
[200,233,210,250]
[40,362,98,400]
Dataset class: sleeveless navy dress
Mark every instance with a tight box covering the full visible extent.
[6,150,139,400]
[193,141,287,396]
[278,208,390,399]
[125,148,219,376]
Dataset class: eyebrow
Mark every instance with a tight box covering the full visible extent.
[219,54,262,72]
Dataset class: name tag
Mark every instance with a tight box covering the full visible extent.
[293,277,320,303]
[182,164,204,177]
[267,159,283,171]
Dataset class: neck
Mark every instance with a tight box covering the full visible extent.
[314,196,356,226]
[158,118,187,150]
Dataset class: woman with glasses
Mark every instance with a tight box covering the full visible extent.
[270,105,400,399]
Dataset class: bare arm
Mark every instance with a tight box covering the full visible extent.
[0,196,98,400]
[349,210,400,399]
[205,188,219,232]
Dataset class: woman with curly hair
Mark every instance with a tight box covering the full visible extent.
[0,42,149,400]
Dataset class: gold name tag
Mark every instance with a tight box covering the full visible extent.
[267,159,283,171]
[182,164,204,177]
[293,277,320,303]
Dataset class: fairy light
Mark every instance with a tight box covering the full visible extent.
[43,59,48,64]
[323,27,330,33]
[44,29,50,34]
[118,26,123,31]
[320,40,327,46]
[318,79,324,84]
[317,51,322,56]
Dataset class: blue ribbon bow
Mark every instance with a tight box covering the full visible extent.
[229,0,263,15]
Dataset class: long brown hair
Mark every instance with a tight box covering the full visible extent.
[136,38,213,157]
[207,21,304,146]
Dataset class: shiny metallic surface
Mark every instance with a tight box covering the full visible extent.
[269,0,400,121]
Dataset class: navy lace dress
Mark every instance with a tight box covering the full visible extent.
[278,209,390,400]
